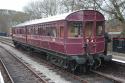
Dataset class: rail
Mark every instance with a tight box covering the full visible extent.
[0,45,48,83]
[91,70,124,83]
[0,58,14,83]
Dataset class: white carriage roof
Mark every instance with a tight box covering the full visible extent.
[14,12,71,27]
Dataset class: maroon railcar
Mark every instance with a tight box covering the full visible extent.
[12,10,112,72]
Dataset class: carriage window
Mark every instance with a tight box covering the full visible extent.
[35,27,38,35]
[60,26,64,37]
[51,28,57,37]
[43,27,56,37]
[85,22,93,38]
[20,29,24,34]
[56,26,64,38]
[68,22,82,37]
[20,29,22,34]
[17,29,19,34]
[33,28,36,35]
[47,28,51,36]
[38,28,41,35]
[96,22,103,36]
[43,27,46,36]
[31,28,34,35]
[38,25,42,35]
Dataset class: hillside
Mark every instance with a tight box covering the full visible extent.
[0,9,30,33]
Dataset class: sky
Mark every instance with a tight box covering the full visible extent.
[0,0,35,11]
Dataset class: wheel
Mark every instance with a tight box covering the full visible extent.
[76,64,88,75]
[46,54,51,61]
[14,43,20,49]
[67,60,78,73]
[93,58,101,70]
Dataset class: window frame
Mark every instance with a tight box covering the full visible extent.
[68,21,83,37]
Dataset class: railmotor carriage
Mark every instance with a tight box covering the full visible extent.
[12,10,112,73]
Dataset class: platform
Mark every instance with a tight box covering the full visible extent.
[109,52,125,63]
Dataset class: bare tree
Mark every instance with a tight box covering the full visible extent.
[24,0,59,19]
[24,0,100,18]
[94,0,125,36]
[0,9,29,34]
[0,15,8,32]
[23,1,44,19]
[60,0,102,12]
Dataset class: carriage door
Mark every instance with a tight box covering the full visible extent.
[95,21,105,53]
[84,21,96,54]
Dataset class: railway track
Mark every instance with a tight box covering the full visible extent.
[0,44,49,83]
[0,37,13,47]
[0,36,12,43]
[91,70,124,83]
[0,37,124,83]
[0,58,14,83]
[29,52,122,83]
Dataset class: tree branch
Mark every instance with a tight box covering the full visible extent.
[94,0,115,14]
